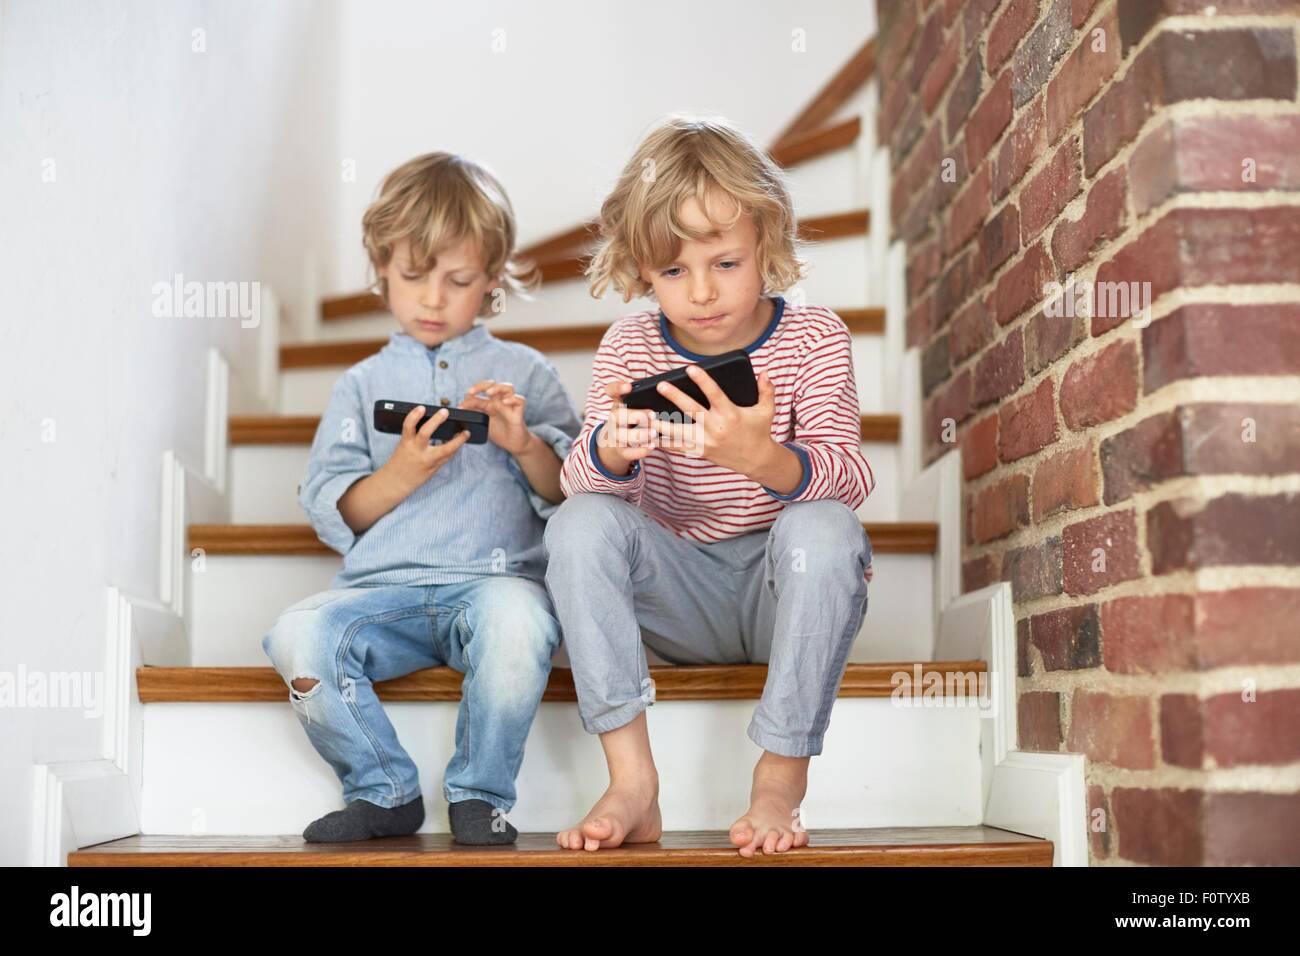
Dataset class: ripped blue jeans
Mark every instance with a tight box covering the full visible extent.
[261,575,560,813]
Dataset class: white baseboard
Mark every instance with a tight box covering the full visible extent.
[986,750,1087,866]
[31,347,235,865]
[31,759,136,868]
[894,337,1087,865]
[937,581,1086,865]
[258,286,281,411]
[901,447,962,622]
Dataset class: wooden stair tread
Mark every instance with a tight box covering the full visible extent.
[518,218,601,264]
[186,520,937,555]
[322,35,878,323]
[286,306,884,368]
[314,39,881,327]
[229,415,322,444]
[230,412,901,446]
[510,209,870,286]
[769,115,861,169]
[514,117,863,274]
[319,208,870,321]
[69,825,1051,867]
[136,660,987,703]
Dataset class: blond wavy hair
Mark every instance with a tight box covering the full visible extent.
[586,115,806,302]
[362,152,539,316]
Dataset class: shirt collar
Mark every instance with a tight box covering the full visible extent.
[387,321,493,358]
[658,295,785,361]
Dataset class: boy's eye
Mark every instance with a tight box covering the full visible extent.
[660,267,683,278]
[450,279,472,288]
[401,272,423,281]
[717,260,739,270]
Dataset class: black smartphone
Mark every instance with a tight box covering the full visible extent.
[372,400,489,444]
[623,349,758,423]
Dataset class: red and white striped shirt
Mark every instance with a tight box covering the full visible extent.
[559,296,875,543]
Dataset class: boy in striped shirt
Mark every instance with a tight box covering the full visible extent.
[544,115,876,857]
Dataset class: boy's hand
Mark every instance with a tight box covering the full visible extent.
[650,365,778,477]
[594,379,658,476]
[460,379,532,456]
[378,404,471,495]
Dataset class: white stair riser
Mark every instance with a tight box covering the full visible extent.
[186,551,933,668]
[279,331,884,416]
[228,445,307,523]
[830,81,878,137]
[229,441,900,524]
[784,147,863,221]
[792,235,872,309]
[310,235,874,343]
[859,441,899,522]
[140,697,983,834]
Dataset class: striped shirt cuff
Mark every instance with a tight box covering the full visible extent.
[589,422,641,482]
[761,442,812,501]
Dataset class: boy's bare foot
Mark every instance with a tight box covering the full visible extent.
[556,779,662,851]
[729,751,811,857]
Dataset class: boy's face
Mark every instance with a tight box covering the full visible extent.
[639,192,770,356]
[380,235,500,348]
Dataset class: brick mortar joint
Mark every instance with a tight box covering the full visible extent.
[1078,762,1300,798]
[968,472,1300,556]
[934,279,1300,472]
[955,373,1300,502]
[1003,564,1300,619]
[1020,662,1300,701]
[895,11,1300,295]
[964,472,1300,573]
[917,113,1300,328]
[935,246,1300,412]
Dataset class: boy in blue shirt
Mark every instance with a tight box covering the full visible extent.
[262,152,581,845]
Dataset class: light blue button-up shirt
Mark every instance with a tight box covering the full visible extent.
[298,322,582,588]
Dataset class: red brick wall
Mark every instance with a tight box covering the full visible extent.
[877,0,1300,865]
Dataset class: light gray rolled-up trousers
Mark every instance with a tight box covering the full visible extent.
[542,492,872,758]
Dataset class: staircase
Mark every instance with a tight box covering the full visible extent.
[65,33,1081,866]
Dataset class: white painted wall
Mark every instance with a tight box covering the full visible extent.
[0,0,343,864]
[328,0,874,295]
[0,0,871,865]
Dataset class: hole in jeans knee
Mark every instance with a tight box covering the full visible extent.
[290,677,320,698]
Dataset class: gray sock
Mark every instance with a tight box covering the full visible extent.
[303,795,424,843]
[449,798,517,845]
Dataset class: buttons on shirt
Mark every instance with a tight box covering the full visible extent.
[438,360,448,369]
[439,397,451,406]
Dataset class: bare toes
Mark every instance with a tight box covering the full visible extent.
[729,819,754,846]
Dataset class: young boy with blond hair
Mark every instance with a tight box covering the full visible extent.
[544,115,876,857]
[263,152,581,845]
